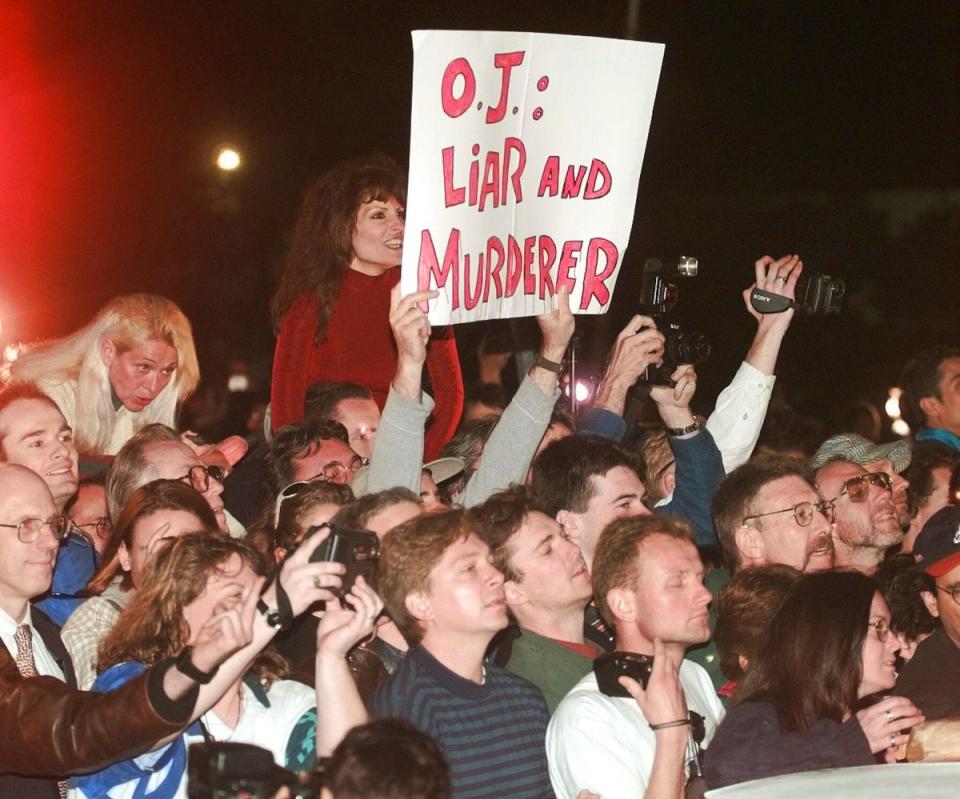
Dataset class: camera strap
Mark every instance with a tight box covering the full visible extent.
[749,288,794,314]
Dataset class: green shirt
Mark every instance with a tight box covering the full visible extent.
[503,628,596,714]
[685,566,731,706]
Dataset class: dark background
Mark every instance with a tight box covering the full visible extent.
[1,1,957,434]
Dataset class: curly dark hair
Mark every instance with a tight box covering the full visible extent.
[469,486,550,583]
[271,153,407,343]
[873,553,939,641]
[904,441,960,518]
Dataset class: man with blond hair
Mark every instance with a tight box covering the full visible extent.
[547,516,724,799]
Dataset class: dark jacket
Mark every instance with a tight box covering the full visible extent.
[895,628,960,721]
[703,699,873,790]
[1,608,78,799]
[0,650,197,785]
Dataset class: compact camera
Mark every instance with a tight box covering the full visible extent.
[305,523,380,596]
[593,651,654,696]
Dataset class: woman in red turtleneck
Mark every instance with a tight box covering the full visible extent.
[270,154,463,459]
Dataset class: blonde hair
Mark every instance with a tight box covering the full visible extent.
[12,294,199,454]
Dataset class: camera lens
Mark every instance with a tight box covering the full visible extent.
[677,256,698,277]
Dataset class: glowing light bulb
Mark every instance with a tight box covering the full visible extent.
[884,387,901,419]
[216,147,241,171]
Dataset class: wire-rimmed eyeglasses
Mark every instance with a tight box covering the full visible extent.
[0,514,69,543]
[742,500,834,527]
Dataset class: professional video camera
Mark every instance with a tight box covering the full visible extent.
[750,271,845,316]
[639,257,711,386]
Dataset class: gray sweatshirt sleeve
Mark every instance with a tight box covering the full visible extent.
[461,375,560,507]
[365,388,435,495]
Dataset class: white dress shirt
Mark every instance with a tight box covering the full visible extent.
[0,604,66,680]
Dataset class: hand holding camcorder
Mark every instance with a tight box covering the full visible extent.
[639,258,711,387]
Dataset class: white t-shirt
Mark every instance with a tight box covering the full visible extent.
[546,659,724,799]
[77,678,315,799]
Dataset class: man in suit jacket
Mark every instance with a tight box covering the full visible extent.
[0,463,78,798]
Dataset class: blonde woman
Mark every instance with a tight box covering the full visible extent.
[12,294,199,456]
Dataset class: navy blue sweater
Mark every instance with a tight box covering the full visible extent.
[371,644,554,798]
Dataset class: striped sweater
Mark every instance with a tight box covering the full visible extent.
[371,644,554,798]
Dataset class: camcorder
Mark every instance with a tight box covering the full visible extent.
[749,271,845,316]
[639,257,711,386]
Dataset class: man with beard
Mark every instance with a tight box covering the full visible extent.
[712,455,835,574]
[810,433,912,536]
[815,458,902,574]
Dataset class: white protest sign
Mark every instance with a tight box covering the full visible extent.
[400,30,664,325]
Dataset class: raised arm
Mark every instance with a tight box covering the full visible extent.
[707,254,800,471]
[461,289,574,506]
[313,577,384,756]
[651,366,724,546]
[365,286,439,494]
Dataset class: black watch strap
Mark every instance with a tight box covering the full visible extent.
[257,598,283,629]
[666,420,703,437]
[175,645,219,684]
[257,577,294,632]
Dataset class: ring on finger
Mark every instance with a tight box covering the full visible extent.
[775,275,788,284]
[313,576,324,590]
[884,709,893,721]
[890,734,897,747]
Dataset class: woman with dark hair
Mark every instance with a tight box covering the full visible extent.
[270,154,463,459]
[712,564,801,699]
[704,571,926,789]
[245,480,354,568]
[61,480,219,688]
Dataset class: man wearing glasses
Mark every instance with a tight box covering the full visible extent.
[0,463,76,797]
[267,417,367,491]
[896,504,960,720]
[815,457,902,574]
[712,455,835,574]
[810,432,912,534]
[106,424,239,535]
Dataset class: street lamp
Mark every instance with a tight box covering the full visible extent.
[215,146,241,172]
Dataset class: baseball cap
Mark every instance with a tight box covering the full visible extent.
[913,505,960,577]
[350,457,465,496]
[810,433,911,473]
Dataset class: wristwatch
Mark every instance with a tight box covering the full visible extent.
[533,354,565,374]
[175,645,219,684]
[257,598,283,629]
[665,420,703,437]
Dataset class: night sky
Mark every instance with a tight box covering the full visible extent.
[2,1,957,431]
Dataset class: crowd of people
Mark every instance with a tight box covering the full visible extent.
[2,154,959,799]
